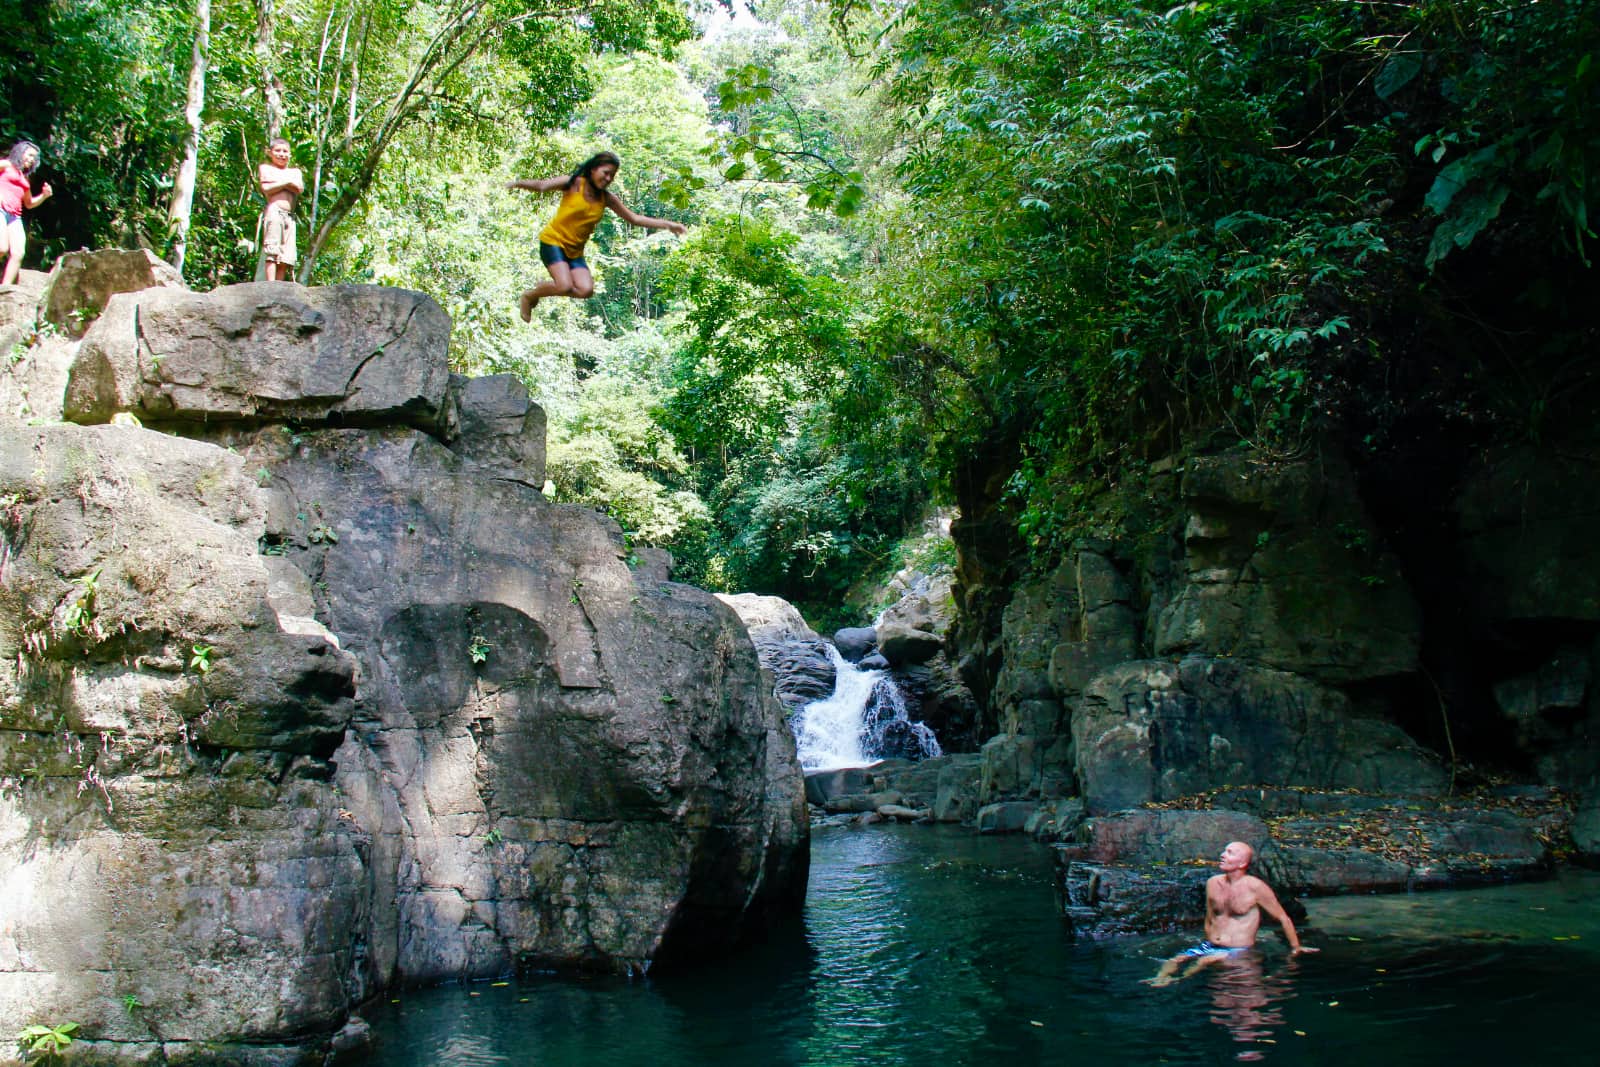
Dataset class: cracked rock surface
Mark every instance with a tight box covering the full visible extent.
[1,266,807,1065]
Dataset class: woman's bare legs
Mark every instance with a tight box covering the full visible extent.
[520,261,572,321]
[1,218,24,286]
[518,262,595,320]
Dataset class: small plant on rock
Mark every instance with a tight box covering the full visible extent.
[16,1020,77,1060]
[189,643,214,674]
[468,634,491,665]
[61,568,101,637]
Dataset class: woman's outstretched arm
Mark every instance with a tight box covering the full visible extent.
[604,192,686,234]
[506,176,568,193]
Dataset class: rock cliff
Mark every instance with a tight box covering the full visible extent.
[937,443,1592,930]
[0,257,807,1064]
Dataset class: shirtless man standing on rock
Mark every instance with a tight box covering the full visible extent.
[1145,840,1318,986]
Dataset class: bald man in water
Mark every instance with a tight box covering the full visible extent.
[1145,840,1318,986]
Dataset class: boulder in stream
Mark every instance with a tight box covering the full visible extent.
[0,278,808,1063]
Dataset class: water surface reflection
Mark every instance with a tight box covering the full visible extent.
[357,825,1600,1066]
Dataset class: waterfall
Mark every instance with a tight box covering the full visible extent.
[794,645,942,771]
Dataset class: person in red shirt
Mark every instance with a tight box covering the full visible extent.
[0,141,53,286]
[505,151,686,321]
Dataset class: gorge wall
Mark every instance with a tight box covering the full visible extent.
[0,253,807,1064]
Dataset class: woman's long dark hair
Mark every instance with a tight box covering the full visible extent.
[564,151,620,192]
[7,141,39,175]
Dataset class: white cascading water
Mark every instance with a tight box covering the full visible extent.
[794,645,942,771]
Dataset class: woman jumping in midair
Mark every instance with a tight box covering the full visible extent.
[507,151,686,321]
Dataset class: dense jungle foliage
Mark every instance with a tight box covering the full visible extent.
[4,0,1596,626]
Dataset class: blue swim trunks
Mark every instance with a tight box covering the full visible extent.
[1182,940,1248,958]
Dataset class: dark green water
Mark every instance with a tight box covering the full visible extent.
[357,824,1600,1065]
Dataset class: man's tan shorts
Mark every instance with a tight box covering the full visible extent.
[262,206,297,266]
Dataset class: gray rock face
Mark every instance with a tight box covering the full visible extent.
[717,593,835,712]
[893,656,982,752]
[1154,451,1421,683]
[1457,447,1600,623]
[979,547,1140,801]
[1260,807,1556,893]
[932,753,984,822]
[257,428,807,980]
[444,373,547,486]
[1073,656,1446,814]
[0,269,73,423]
[0,423,366,1059]
[65,283,452,430]
[1,281,808,1061]
[1575,788,1600,861]
[41,248,186,339]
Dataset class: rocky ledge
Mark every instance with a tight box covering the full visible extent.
[0,254,807,1065]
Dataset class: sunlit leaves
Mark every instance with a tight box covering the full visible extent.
[703,60,866,217]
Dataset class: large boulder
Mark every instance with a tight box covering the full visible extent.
[0,422,365,1062]
[717,593,835,712]
[64,283,452,431]
[41,248,186,339]
[0,280,809,1061]
[443,372,547,487]
[876,621,943,666]
[875,573,954,668]
[832,626,877,662]
[255,427,807,980]
[1073,656,1447,814]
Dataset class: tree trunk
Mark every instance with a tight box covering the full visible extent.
[255,0,286,140]
[166,0,210,274]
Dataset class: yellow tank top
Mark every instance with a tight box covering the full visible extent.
[539,182,606,257]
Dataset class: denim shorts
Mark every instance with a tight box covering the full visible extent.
[539,242,588,271]
[2,209,20,225]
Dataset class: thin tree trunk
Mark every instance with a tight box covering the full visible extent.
[255,0,285,139]
[166,0,210,274]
